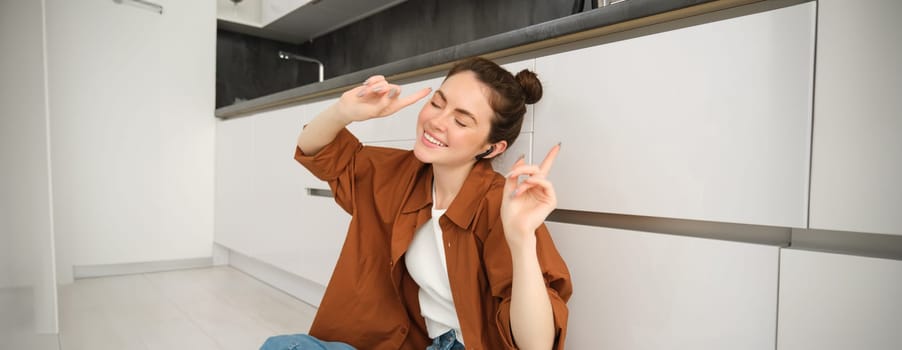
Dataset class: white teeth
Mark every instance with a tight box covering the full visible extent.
[424,132,447,147]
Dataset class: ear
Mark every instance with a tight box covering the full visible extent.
[482,140,508,160]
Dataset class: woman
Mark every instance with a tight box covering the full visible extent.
[262,57,571,350]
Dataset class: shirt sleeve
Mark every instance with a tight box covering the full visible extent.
[294,127,363,215]
[484,222,573,350]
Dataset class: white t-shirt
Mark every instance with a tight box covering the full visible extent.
[404,200,465,345]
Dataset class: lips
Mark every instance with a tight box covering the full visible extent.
[423,131,447,147]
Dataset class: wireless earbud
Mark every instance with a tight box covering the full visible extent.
[475,146,495,160]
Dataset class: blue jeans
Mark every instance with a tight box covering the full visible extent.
[259,330,464,350]
[259,334,354,350]
[427,329,465,350]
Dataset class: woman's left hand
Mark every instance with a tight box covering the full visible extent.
[500,143,561,248]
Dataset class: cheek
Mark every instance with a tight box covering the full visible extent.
[416,104,431,127]
[449,129,482,151]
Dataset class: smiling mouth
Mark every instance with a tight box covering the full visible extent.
[423,132,448,147]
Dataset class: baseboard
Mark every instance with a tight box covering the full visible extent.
[226,248,325,308]
[68,246,326,307]
[212,243,231,266]
[72,257,214,280]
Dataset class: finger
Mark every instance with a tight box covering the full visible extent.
[515,177,557,202]
[504,154,526,194]
[387,86,400,99]
[383,87,432,115]
[522,177,556,195]
[382,83,405,100]
[506,153,527,173]
[538,143,562,177]
[511,182,537,198]
[370,81,391,95]
[505,164,543,180]
[346,85,366,98]
[357,81,391,98]
[395,87,432,107]
[362,75,385,86]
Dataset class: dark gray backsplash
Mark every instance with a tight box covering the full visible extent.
[216,0,585,108]
[216,30,314,108]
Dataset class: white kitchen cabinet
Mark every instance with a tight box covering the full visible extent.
[253,104,350,288]
[808,0,902,236]
[215,115,257,252]
[534,2,815,227]
[547,222,779,350]
[777,249,902,350]
[215,101,349,297]
[253,105,317,256]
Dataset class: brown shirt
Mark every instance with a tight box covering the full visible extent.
[295,128,572,350]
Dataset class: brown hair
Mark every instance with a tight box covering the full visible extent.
[445,57,543,148]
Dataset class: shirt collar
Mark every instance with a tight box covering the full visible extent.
[401,159,497,230]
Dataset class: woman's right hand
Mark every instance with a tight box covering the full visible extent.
[334,75,432,123]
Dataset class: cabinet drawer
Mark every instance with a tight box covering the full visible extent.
[548,222,779,350]
[777,249,902,350]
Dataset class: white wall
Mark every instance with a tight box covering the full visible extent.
[0,0,60,342]
[46,0,217,283]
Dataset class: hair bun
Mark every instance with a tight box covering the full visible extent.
[515,69,543,105]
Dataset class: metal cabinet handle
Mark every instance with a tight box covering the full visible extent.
[306,188,334,198]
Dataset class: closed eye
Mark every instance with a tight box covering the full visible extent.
[454,119,466,127]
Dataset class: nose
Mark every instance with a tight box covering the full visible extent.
[426,111,454,131]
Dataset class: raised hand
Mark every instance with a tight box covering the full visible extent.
[334,75,432,123]
[500,143,561,248]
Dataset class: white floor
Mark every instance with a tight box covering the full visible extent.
[57,266,317,350]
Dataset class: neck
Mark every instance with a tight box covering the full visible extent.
[432,161,477,210]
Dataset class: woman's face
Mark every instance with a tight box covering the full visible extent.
[413,71,498,167]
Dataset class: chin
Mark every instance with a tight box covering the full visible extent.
[412,144,433,164]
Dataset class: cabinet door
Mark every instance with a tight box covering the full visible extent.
[253,104,315,259]
[777,249,902,350]
[215,116,256,251]
[534,3,815,227]
[808,0,902,235]
[253,103,350,287]
[548,222,779,350]
[271,168,349,288]
[215,100,350,289]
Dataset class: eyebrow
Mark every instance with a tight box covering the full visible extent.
[435,90,478,124]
